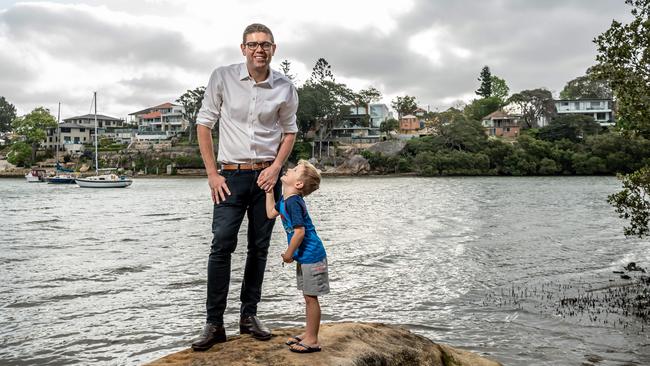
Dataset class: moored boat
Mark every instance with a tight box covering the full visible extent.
[75,174,132,188]
[25,169,47,182]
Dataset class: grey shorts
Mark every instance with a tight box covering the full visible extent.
[296,258,330,296]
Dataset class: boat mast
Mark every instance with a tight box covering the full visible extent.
[56,102,61,164]
[94,91,98,176]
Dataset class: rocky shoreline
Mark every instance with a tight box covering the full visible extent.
[145,322,502,366]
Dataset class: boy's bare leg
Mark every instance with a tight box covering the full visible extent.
[291,295,320,349]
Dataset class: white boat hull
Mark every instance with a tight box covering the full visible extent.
[75,175,133,188]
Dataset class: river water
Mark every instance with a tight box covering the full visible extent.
[1,176,649,365]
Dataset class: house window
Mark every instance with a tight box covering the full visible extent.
[596,112,607,120]
[561,102,569,107]
[591,101,601,109]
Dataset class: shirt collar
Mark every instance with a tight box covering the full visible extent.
[239,63,275,88]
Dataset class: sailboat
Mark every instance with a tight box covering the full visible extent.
[47,102,78,184]
[75,92,133,188]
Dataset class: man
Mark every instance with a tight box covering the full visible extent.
[192,23,298,351]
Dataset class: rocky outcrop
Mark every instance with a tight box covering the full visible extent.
[333,155,370,175]
[366,140,407,157]
[145,322,502,366]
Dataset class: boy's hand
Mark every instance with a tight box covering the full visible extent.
[281,252,294,263]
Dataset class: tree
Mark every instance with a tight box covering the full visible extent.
[177,86,205,144]
[559,74,613,100]
[594,0,650,237]
[538,114,602,142]
[490,76,510,102]
[354,87,382,126]
[592,0,650,137]
[297,59,355,138]
[0,97,17,133]
[507,88,556,128]
[309,58,335,84]
[475,66,492,97]
[6,141,31,167]
[280,59,297,83]
[391,95,418,119]
[379,118,399,135]
[11,107,58,163]
[608,166,650,237]
[463,96,502,121]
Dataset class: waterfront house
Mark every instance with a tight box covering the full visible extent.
[129,103,187,136]
[369,103,391,128]
[44,123,91,154]
[554,99,614,126]
[481,110,521,138]
[64,114,125,129]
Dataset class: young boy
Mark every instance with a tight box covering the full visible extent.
[265,160,329,353]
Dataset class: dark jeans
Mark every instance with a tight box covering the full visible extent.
[206,169,281,325]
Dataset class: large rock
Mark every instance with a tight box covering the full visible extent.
[366,140,407,157]
[335,154,370,175]
[145,322,501,366]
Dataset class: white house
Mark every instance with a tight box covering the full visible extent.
[554,99,614,126]
[129,103,187,135]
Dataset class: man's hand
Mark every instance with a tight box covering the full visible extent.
[208,173,231,204]
[281,251,294,264]
[257,164,281,192]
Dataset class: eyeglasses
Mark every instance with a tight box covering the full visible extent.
[244,41,274,51]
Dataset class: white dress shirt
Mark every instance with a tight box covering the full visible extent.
[196,63,299,164]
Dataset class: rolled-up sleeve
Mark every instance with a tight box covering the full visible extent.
[277,84,299,133]
[196,69,222,129]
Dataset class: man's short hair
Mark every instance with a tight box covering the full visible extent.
[242,23,274,43]
[298,159,321,197]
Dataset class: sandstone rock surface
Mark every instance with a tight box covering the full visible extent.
[145,322,501,366]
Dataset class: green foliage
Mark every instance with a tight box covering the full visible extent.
[297,59,356,138]
[380,118,399,134]
[592,0,650,137]
[490,76,510,102]
[607,166,650,237]
[538,114,601,142]
[507,89,555,128]
[177,86,205,144]
[11,107,58,163]
[361,150,407,174]
[391,95,418,118]
[463,96,502,121]
[289,141,312,163]
[476,66,492,97]
[572,153,607,175]
[7,141,32,167]
[0,96,17,133]
[559,74,612,99]
[174,155,204,168]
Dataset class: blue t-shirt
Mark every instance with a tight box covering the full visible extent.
[276,195,326,264]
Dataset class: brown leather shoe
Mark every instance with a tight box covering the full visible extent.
[191,323,226,351]
[239,315,272,340]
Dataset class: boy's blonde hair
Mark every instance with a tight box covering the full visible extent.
[298,159,321,197]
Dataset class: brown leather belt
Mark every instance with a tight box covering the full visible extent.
[220,161,273,171]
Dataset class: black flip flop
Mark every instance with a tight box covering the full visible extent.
[285,336,302,346]
[289,342,322,353]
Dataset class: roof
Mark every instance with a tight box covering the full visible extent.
[129,102,180,115]
[140,111,162,119]
[53,123,90,129]
[555,98,612,102]
[483,110,522,120]
[63,114,122,121]
[401,114,417,119]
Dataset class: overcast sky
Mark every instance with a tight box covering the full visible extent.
[0,0,633,120]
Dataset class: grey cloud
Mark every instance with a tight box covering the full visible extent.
[284,0,632,108]
[1,3,214,71]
